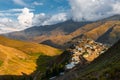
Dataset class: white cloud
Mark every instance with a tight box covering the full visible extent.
[13,0,27,6]
[0,8,34,13]
[0,8,34,17]
[0,13,15,17]
[18,8,34,27]
[0,8,35,33]
[33,1,43,6]
[32,13,48,26]
[32,13,70,26]
[42,13,69,25]
[0,7,69,33]
[112,2,120,14]
[69,0,120,21]
[0,18,21,33]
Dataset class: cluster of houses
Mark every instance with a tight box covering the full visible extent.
[66,38,108,69]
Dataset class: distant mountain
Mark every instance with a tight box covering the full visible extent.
[3,15,120,49]
[0,36,61,75]
[52,39,120,80]
[68,15,120,45]
[3,20,91,48]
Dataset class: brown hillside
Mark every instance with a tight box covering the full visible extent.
[0,36,62,76]
[0,44,35,75]
[0,36,61,56]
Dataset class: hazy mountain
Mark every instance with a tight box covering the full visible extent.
[3,20,90,39]
[3,20,91,48]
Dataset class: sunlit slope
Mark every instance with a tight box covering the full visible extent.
[0,36,61,56]
[0,36,61,75]
[0,44,35,75]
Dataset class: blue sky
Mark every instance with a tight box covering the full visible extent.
[0,0,120,33]
[0,0,70,15]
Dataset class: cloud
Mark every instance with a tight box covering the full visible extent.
[33,13,70,26]
[17,8,34,27]
[42,13,69,25]
[0,18,21,33]
[13,0,27,6]
[8,8,34,12]
[0,13,17,17]
[0,8,34,33]
[112,2,120,14]
[32,13,48,26]
[0,12,69,33]
[33,1,43,6]
[0,8,34,17]
[69,0,120,21]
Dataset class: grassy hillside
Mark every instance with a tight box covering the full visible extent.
[0,36,61,55]
[0,44,34,75]
[0,36,62,76]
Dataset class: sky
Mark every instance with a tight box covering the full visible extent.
[0,0,120,33]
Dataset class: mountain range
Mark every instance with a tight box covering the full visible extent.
[3,15,120,49]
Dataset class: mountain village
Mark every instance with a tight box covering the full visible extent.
[66,38,109,69]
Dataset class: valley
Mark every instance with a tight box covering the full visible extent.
[1,0,120,80]
[0,15,120,80]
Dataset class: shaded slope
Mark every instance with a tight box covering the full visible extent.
[83,21,116,40]
[71,21,120,45]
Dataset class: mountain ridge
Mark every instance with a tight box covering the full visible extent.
[2,15,120,49]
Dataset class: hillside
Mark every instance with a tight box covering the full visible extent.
[0,36,61,55]
[82,21,120,44]
[3,20,90,41]
[3,15,120,49]
[3,20,91,48]
[55,39,120,80]
[0,36,61,77]
[0,44,33,75]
